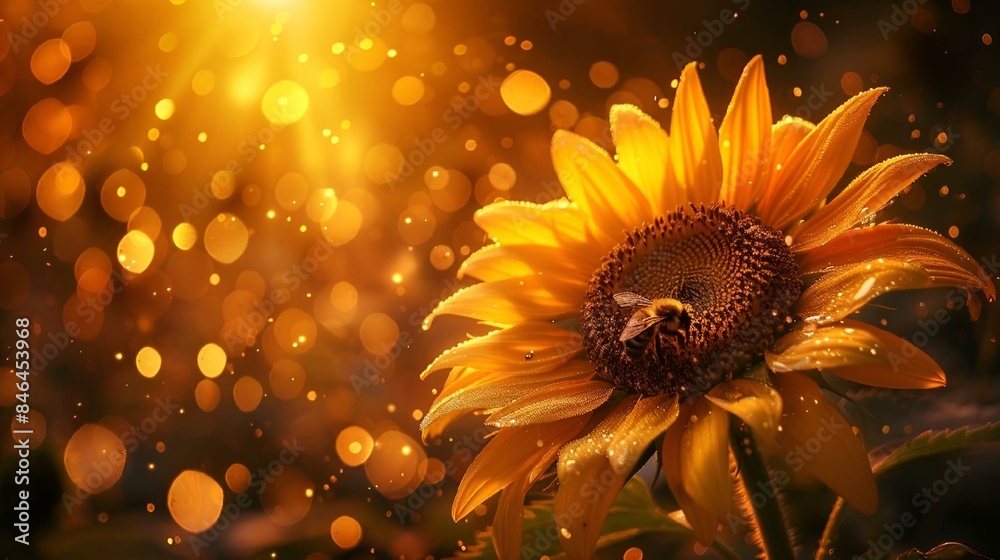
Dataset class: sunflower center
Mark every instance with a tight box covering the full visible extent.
[580,204,800,398]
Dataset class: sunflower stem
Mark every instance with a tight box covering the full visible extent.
[732,421,795,560]
[815,497,847,560]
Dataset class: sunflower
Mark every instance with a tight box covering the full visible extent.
[420,56,995,559]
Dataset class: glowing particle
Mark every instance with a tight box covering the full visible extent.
[154,99,175,120]
[500,70,551,115]
[330,516,362,549]
[203,213,249,264]
[197,343,227,378]
[336,426,374,466]
[172,223,197,250]
[167,471,224,533]
[261,80,309,125]
[64,424,126,494]
[135,347,162,378]
[117,230,155,273]
[588,61,619,88]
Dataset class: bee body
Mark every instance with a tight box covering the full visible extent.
[613,292,691,361]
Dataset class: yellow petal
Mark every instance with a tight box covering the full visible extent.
[796,223,996,318]
[422,323,582,378]
[719,55,772,211]
[755,116,815,213]
[453,415,590,521]
[474,198,590,249]
[555,396,637,560]
[422,371,539,438]
[772,372,877,514]
[422,361,595,439]
[793,153,951,252]
[458,243,597,284]
[661,413,720,545]
[768,320,946,388]
[420,409,468,442]
[486,379,614,428]
[610,104,673,210]
[551,130,652,242]
[423,275,584,328]
[796,258,932,324]
[670,63,723,205]
[493,474,531,560]
[758,88,887,229]
[680,398,732,523]
[606,394,680,475]
[704,379,782,438]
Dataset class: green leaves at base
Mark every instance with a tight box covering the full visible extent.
[454,478,738,560]
[871,421,1000,476]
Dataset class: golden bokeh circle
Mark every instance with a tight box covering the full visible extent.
[167,470,224,533]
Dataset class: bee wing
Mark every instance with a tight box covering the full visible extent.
[619,314,665,341]
[613,292,653,308]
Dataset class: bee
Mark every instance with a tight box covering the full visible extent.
[613,291,691,361]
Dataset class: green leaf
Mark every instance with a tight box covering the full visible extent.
[871,421,1000,476]
[454,478,739,560]
[817,421,1000,560]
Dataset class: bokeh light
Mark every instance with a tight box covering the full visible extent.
[233,376,264,412]
[262,80,310,125]
[31,39,73,85]
[500,69,551,115]
[22,98,72,154]
[167,470,224,533]
[330,516,363,549]
[116,230,155,273]
[64,424,127,494]
[364,430,427,499]
[336,425,374,467]
[197,343,227,378]
[204,213,249,264]
[135,346,162,378]
[36,163,85,221]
